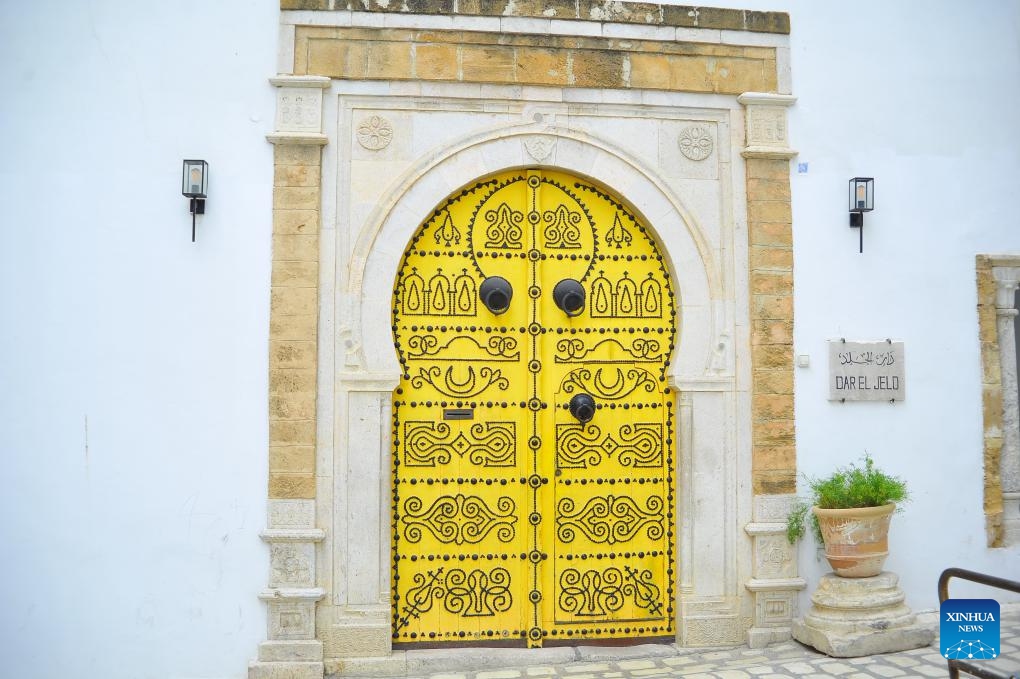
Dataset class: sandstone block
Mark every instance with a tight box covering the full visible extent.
[272,260,318,288]
[270,446,316,474]
[275,145,322,167]
[752,344,793,370]
[752,367,793,393]
[271,340,317,370]
[270,390,317,420]
[461,45,517,83]
[751,271,793,296]
[415,43,459,80]
[515,47,568,86]
[749,221,793,247]
[751,319,793,346]
[629,53,671,90]
[753,469,796,495]
[270,314,317,341]
[571,49,625,88]
[752,419,795,447]
[274,186,320,211]
[273,234,319,262]
[752,393,794,420]
[269,472,317,500]
[752,294,793,320]
[272,287,318,317]
[746,158,791,181]
[270,419,317,447]
[274,164,321,188]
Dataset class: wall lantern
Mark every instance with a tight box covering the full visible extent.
[848,177,874,253]
[182,159,209,242]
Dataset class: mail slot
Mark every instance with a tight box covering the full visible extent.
[443,408,474,420]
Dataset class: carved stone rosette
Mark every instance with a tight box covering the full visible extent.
[744,495,806,648]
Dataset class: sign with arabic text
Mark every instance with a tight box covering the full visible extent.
[828,341,905,401]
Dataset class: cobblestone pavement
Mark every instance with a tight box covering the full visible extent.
[336,609,1020,679]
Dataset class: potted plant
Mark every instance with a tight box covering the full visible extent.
[787,454,909,578]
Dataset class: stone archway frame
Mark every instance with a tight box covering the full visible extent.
[323,116,746,661]
[350,125,722,380]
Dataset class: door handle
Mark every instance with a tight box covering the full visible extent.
[552,279,585,316]
[568,393,596,424]
[479,276,513,314]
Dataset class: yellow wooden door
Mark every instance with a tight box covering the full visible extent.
[391,170,675,647]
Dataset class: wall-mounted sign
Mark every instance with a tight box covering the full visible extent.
[828,340,905,402]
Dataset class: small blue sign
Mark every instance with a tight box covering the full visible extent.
[941,599,1000,660]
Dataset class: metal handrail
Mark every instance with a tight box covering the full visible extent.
[938,568,1020,679]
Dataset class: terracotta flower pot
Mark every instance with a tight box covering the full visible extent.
[813,503,895,578]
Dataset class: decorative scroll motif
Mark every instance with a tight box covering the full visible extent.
[396,569,445,631]
[399,268,476,317]
[434,213,461,246]
[542,204,583,249]
[677,125,714,161]
[395,567,514,630]
[558,566,663,617]
[556,495,664,544]
[406,335,520,362]
[483,202,524,249]
[554,337,663,363]
[605,214,633,249]
[622,565,663,615]
[410,365,509,397]
[404,421,516,467]
[356,115,393,150]
[560,367,656,400]
[402,494,517,544]
[556,423,663,469]
[444,568,513,617]
[591,272,662,318]
[558,567,623,616]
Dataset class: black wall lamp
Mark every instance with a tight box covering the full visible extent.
[182,159,208,242]
[848,177,874,253]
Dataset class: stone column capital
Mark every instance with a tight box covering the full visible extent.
[738,92,797,159]
[268,75,330,146]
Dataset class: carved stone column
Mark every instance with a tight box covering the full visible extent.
[993,267,1020,544]
[250,74,330,679]
[744,495,806,647]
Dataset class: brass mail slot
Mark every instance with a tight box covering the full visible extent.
[443,408,474,420]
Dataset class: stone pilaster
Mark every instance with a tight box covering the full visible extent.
[993,266,1020,545]
[739,92,797,496]
[744,495,806,648]
[251,74,330,679]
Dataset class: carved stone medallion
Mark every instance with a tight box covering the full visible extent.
[356,115,394,150]
[678,125,714,161]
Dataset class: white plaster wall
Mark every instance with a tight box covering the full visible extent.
[0,2,276,678]
[2,0,1020,676]
[702,0,1020,608]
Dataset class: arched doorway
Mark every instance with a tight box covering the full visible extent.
[389,169,677,647]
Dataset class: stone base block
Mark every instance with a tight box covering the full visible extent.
[248,660,324,679]
[792,571,935,657]
[325,653,407,678]
[322,618,392,658]
[747,625,793,648]
[259,640,324,662]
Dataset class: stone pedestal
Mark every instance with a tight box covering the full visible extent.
[792,572,935,657]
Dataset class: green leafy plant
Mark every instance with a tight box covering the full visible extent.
[786,454,909,544]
